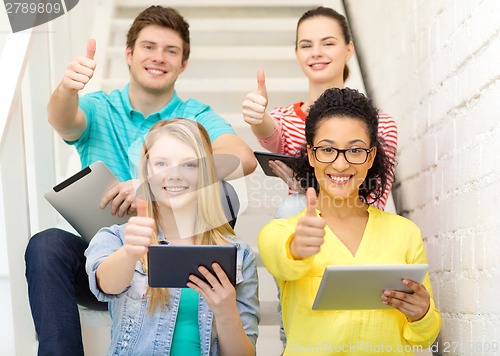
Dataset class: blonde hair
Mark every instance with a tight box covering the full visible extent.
[139,119,235,312]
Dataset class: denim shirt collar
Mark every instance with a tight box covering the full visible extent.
[156,228,242,250]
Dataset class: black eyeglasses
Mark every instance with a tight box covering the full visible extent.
[311,146,373,165]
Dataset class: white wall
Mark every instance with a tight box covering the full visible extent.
[346,0,500,352]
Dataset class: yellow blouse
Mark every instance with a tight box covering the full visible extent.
[258,206,441,355]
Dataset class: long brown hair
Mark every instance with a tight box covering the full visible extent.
[295,6,353,81]
[139,119,235,312]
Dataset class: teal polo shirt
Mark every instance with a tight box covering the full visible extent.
[68,84,235,181]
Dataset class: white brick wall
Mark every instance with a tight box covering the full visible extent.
[346,0,500,353]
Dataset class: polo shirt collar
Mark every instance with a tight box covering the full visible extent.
[120,83,183,120]
[120,83,134,114]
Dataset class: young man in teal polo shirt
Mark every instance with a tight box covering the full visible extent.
[25,6,256,356]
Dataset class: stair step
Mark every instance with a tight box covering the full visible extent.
[179,77,307,91]
[102,78,307,93]
[104,46,302,83]
[194,46,298,61]
[100,76,308,114]
[110,17,297,47]
[79,296,281,326]
[184,60,303,79]
[239,204,284,217]
[115,2,314,23]
[257,265,279,301]
[97,84,307,123]
[107,45,296,60]
[260,301,281,326]
[117,0,317,8]
[79,308,111,327]
[111,17,297,32]
[235,205,285,244]
[257,325,285,355]
[231,122,264,149]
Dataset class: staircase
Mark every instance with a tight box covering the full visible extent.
[84,1,311,354]
[75,1,356,355]
[0,0,360,355]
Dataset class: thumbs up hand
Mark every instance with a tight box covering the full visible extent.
[290,188,326,260]
[256,68,268,98]
[242,69,269,126]
[61,39,97,92]
[123,197,155,261]
[135,197,148,218]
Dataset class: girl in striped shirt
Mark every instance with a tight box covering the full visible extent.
[242,6,398,218]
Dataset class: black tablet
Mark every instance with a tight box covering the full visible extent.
[148,245,237,288]
[254,151,298,177]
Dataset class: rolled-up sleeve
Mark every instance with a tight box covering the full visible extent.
[402,226,442,346]
[236,245,260,348]
[84,225,128,302]
[258,215,315,282]
[257,118,285,154]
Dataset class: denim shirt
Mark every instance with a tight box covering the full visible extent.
[85,224,260,355]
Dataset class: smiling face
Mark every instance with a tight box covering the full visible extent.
[146,132,199,211]
[126,24,187,96]
[295,16,353,87]
[307,116,376,206]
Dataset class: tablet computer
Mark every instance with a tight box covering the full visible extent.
[254,151,298,177]
[312,264,428,310]
[148,245,237,288]
[44,161,131,243]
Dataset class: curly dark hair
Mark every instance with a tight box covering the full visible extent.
[292,88,392,204]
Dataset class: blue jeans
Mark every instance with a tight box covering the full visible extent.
[24,182,239,356]
[25,228,107,356]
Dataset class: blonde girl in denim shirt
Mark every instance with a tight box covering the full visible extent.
[86,119,259,355]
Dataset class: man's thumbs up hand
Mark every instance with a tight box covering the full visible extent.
[61,38,97,92]
[86,38,96,60]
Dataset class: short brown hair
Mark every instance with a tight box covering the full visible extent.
[126,6,190,62]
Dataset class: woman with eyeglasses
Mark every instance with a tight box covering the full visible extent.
[258,88,441,356]
[242,6,397,218]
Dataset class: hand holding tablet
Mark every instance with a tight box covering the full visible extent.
[381,275,432,322]
[312,264,428,311]
[254,151,298,177]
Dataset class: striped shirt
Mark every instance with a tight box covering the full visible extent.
[258,102,398,210]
